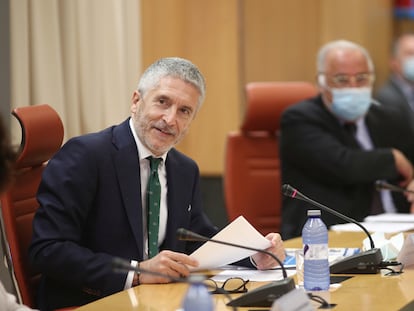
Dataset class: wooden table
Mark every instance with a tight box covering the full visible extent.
[75,231,414,310]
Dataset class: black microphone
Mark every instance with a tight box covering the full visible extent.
[375,180,414,194]
[282,184,383,274]
[176,228,296,308]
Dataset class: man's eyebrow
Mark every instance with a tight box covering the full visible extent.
[154,94,171,101]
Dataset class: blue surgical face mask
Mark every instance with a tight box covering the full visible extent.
[330,87,372,121]
[402,56,414,82]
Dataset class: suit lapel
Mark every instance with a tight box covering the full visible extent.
[162,151,192,251]
[112,120,144,256]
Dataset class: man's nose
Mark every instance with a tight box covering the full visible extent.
[348,76,360,87]
[162,106,177,124]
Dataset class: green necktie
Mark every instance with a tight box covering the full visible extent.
[147,156,162,258]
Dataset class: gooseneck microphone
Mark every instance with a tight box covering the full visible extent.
[375,180,414,194]
[176,228,296,308]
[282,184,383,274]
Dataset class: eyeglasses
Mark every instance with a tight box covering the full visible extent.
[319,72,374,88]
[203,277,249,295]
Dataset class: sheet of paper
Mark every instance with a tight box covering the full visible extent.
[364,213,414,223]
[189,216,271,270]
[210,268,296,282]
[397,233,414,267]
[330,222,414,233]
[362,232,405,260]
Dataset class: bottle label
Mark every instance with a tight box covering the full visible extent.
[303,244,328,260]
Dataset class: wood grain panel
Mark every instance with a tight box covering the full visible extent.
[141,0,394,175]
[141,0,241,175]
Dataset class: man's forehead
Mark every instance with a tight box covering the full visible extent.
[325,49,369,72]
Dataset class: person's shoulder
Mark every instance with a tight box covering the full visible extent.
[375,77,404,99]
[65,119,130,148]
[371,98,413,119]
[167,148,198,168]
[282,94,323,120]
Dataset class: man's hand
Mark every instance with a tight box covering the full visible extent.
[405,179,414,214]
[138,250,199,284]
[392,149,413,187]
[251,233,285,270]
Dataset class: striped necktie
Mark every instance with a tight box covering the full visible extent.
[147,156,162,258]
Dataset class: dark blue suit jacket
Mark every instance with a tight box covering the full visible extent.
[29,118,218,310]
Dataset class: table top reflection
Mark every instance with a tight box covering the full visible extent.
[75,231,414,311]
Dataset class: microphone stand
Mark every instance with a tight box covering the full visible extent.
[176,228,296,308]
[375,180,414,194]
[282,184,383,274]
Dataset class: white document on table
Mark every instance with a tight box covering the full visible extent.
[330,222,414,233]
[189,216,271,271]
[364,213,414,223]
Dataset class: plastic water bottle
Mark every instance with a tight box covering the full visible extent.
[181,275,214,311]
[302,209,330,291]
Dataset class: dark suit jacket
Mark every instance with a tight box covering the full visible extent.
[280,95,414,240]
[29,119,218,310]
[375,77,412,111]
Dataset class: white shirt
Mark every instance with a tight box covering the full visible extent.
[124,119,169,288]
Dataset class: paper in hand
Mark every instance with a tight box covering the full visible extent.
[189,216,271,270]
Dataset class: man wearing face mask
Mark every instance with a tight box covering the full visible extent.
[376,33,414,112]
[280,39,414,240]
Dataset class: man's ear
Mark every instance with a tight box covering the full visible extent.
[131,90,140,103]
[130,91,141,113]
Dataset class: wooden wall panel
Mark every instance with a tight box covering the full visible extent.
[141,0,394,175]
[141,0,241,175]
[242,0,320,84]
[243,0,392,89]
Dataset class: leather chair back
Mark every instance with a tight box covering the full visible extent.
[224,81,317,235]
[0,104,64,307]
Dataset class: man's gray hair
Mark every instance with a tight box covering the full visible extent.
[138,57,206,108]
[316,40,374,73]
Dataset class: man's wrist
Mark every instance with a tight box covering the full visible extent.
[132,262,141,286]
[249,256,258,269]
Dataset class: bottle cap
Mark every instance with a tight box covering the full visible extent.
[187,274,207,284]
[307,209,321,216]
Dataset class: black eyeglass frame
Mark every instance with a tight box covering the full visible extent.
[204,277,250,295]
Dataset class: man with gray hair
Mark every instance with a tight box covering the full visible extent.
[280,40,414,240]
[29,57,285,310]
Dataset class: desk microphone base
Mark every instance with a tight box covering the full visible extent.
[227,277,296,308]
[329,248,383,274]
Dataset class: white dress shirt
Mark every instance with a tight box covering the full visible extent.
[124,119,169,288]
